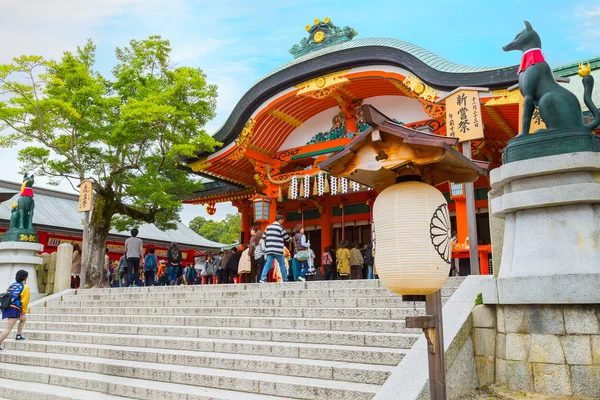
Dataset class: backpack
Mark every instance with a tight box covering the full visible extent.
[145,255,157,271]
[0,292,11,310]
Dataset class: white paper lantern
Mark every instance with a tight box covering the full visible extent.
[373,181,451,295]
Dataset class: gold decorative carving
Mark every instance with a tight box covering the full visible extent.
[484,89,520,106]
[403,74,439,102]
[296,70,350,99]
[269,110,303,127]
[391,80,444,118]
[235,118,257,146]
[189,159,212,172]
[314,31,325,43]
[222,118,257,162]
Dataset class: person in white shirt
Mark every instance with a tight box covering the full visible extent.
[124,228,144,287]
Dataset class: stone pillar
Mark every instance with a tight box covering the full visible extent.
[54,243,73,293]
[487,189,504,277]
[0,242,43,293]
[481,152,600,397]
[483,152,600,304]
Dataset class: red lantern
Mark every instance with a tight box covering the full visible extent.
[206,203,216,215]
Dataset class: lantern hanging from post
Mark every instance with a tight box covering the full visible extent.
[373,177,451,295]
[250,193,271,222]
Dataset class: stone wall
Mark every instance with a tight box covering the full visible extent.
[472,304,600,397]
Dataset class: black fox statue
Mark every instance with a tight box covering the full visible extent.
[503,21,600,136]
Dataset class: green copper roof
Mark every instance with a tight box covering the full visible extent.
[263,37,509,82]
[552,55,600,77]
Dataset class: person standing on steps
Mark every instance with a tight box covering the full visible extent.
[322,246,334,280]
[336,240,351,280]
[0,270,30,350]
[202,254,218,284]
[167,242,182,286]
[217,250,231,284]
[364,240,375,280]
[248,227,259,283]
[143,248,158,287]
[124,228,144,287]
[260,214,292,283]
[350,242,364,280]
[71,243,82,289]
[253,230,266,283]
[225,247,241,284]
[293,224,310,282]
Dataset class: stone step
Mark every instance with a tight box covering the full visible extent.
[78,277,465,295]
[3,340,394,385]
[70,287,398,301]
[31,305,425,320]
[81,279,386,294]
[21,330,408,365]
[0,377,130,400]
[26,313,421,334]
[67,286,457,302]
[0,352,379,400]
[0,365,298,400]
[43,296,436,309]
[24,321,419,348]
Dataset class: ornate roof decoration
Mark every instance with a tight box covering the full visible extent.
[290,17,358,59]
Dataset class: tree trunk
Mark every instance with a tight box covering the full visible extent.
[84,194,115,288]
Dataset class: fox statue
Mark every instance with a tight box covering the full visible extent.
[503,21,600,136]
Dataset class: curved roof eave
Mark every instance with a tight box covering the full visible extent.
[192,38,519,161]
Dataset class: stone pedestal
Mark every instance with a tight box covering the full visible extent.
[0,241,42,293]
[482,152,600,304]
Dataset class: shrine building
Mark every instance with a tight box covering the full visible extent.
[182,18,600,273]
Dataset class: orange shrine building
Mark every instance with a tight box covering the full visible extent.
[182,18,600,274]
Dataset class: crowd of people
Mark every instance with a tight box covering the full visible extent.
[69,215,377,288]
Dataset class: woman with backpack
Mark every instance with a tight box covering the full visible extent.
[117,255,128,287]
[0,270,30,350]
[167,242,182,286]
[143,248,159,287]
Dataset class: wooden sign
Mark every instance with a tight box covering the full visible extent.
[78,181,93,212]
[445,90,484,142]
[518,94,546,134]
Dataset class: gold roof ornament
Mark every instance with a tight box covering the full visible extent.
[578,62,591,77]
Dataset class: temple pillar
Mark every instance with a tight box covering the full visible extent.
[320,195,333,258]
[454,196,468,243]
[233,201,253,248]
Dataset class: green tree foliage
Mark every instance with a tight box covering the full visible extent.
[189,213,241,244]
[0,36,219,287]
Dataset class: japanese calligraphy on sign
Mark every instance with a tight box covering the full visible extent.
[78,181,93,212]
[445,90,484,142]
[518,93,546,133]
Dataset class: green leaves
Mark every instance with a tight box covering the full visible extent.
[189,213,241,244]
[0,35,219,235]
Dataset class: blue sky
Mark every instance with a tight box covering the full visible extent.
[0,0,599,224]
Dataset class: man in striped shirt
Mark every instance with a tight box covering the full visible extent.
[259,214,291,283]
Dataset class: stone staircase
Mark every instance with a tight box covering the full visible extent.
[0,278,464,400]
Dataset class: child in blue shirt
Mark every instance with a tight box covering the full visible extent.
[0,270,30,350]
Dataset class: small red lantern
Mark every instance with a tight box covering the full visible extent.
[250,193,271,222]
[206,203,216,215]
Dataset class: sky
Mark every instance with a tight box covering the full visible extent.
[0,0,599,226]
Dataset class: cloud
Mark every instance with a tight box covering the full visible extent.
[572,3,600,53]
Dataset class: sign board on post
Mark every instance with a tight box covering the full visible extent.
[78,181,93,212]
[78,180,93,288]
[445,90,485,142]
